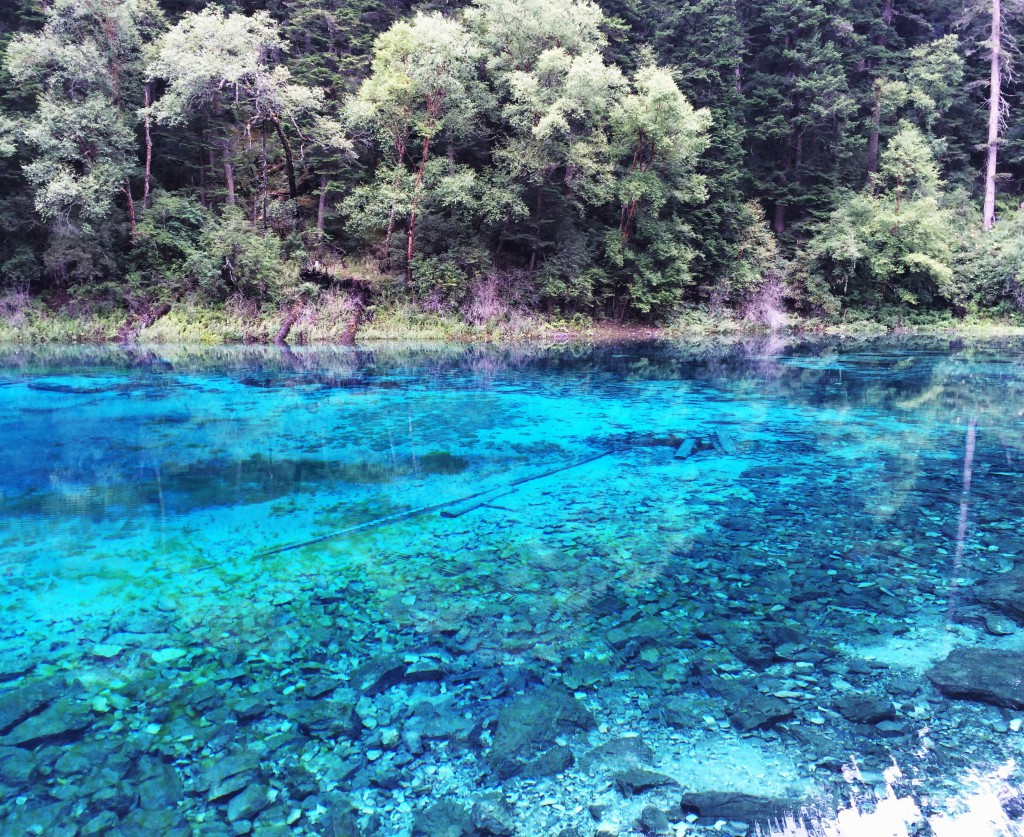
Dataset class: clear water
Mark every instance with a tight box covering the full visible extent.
[1,338,1024,836]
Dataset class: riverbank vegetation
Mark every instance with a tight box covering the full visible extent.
[1,0,1024,339]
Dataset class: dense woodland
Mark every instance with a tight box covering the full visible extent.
[2,0,1024,328]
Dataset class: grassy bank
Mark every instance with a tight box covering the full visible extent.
[1,294,1023,344]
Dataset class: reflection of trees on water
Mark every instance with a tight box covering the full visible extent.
[6,337,1024,547]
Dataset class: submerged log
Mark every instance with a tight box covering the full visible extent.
[674,439,696,460]
[715,427,736,455]
[259,449,614,556]
[440,488,514,518]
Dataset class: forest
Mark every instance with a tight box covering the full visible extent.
[1,0,1023,335]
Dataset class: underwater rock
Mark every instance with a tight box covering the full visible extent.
[605,617,670,652]
[635,805,672,836]
[406,659,446,684]
[614,768,679,796]
[732,643,776,671]
[985,613,1017,636]
[678,791,803,824]
[520,743,574,778]
[833,694,895,725]
[1,801,73,837]
[0,697,91,747]
[487,685,595,779]
[417,713,479,746]
[471,796,515,836]
[201,751,261,801]
[927,647,1024,708]
[282,696,359,740]
[579,735,655,773]
[231,693,269,722]
[973,569,1024,623]
[149,647,188,665]
[316,796,362,837]
[773,643,829,664]
[137,758,184,810]
[0,657,37,683]
[0,744,35,784]
[54,745,97,776]
[674,439,695,459]
[412,800,473,837]
[0,680,61,733]
[703,676,793,732]
[875,720,909,738]
[88,776,140,816]
[81,811,119,836]
[227,783,270,823]
[563,659,611,691]
[350,657,408,696]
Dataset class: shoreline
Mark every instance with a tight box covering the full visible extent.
[1,301,1024,346]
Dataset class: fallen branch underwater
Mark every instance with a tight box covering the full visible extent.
[255,448,614,558]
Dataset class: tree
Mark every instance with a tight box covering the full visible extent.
[873,120,940,210]
[741,0,857,234]
[603,61,710,315]
[347,12,484,279]
[147,6,339,215]
[984,0,1002,229]
[957,0,1024,229]
[465,0,606,76]
[802,124,954,310]
[4,0,165,287]
[612,0,746,301]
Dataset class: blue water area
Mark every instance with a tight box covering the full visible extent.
[1,338,1024,836]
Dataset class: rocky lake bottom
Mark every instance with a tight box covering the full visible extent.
[1,339,1023,837]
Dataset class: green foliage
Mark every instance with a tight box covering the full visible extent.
[4,0,165,288]
[348,12,484,150]
[129,191,218,296]
[802,192,955,310]
[203,206,290,300]
[0,0,1021,330]
[727,201,788,301]
[872,122,941,204]
[131,190,289,301]
[956,208,1024,315]
[147,7,286,124]
[799,122,961,314]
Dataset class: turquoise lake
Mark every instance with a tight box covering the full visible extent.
[1,338,1024,836]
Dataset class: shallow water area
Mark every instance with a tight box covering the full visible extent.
[1,337,1024,836]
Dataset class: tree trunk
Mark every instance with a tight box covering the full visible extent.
[865,0,892,186]
[143,83,153,210]
[405,135,430,284]
[261,128,269,226]
[794,129,804,186]
[272,118,298,200]
[199,132,208,207]
[124,180,136,238]
[984,0,1001,230]
[317,173,328,231]
[221,138,235,206]
[866,84,881,184]
[275,308,298,345]
[773,202,786,235]
[529,188,542,273]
